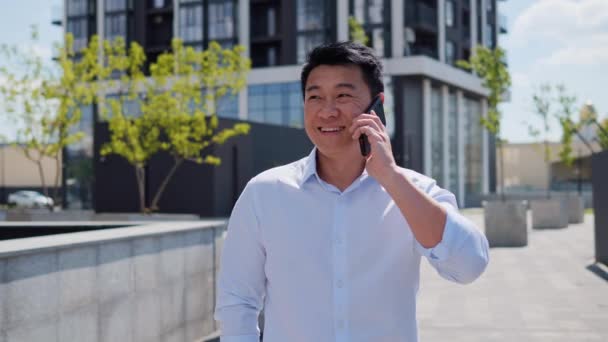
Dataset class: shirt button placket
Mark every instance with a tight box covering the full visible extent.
[333,195,348,341]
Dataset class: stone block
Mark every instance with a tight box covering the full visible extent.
[98,241,133,302]
[1,259,5,329]
[484,200,528,247]
[5,318,58,342]
[133,291,161,342]
[185,274,206,321]
[566,195,584,224]
[531,198,569,229]
[58,246,97,311]
[184,230,214,276]
[59,305,98,342]
[5,252,59,328]
[132,237,161,293]
[160,283,185,334]
[160,234,185,284]
[99,297,133,342]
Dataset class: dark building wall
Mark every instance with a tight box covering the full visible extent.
[94,118,313,216]
[592,150,608,265]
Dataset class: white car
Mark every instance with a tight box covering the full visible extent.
[7,191,54,208]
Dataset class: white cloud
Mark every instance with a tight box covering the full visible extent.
[510,0,608,47]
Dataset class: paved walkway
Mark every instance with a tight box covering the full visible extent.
[417,211,608,341]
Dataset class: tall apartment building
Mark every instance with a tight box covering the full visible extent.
[56,0,508,208]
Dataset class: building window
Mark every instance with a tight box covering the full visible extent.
[179,1,204,48]
[297,0,330,63]
[446,0,454,27]
[207,0,236,48]
[464,97,483,206]
[350,0,391,57]
[430,87,444,186]
[106,0,127,12]
[445,40,455,65]
[448,92,459,202]
[67,18,89,51]
[67,0,88,16]
[105,13,127,41]
[216,93,239,118]
[248,82,304,127]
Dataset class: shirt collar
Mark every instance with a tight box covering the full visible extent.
[298,147,370,189]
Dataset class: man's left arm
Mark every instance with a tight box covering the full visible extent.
[351,112,489,284]
[381,169,489,284]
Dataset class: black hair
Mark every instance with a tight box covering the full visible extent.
[300,41,384,99]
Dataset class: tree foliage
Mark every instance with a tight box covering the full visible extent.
[348,16,369,46]
[98,38,251,212]
[0,28,98,207]
[457,45,511,197]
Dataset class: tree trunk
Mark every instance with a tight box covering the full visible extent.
[35,160,50,210]
[499,140,505,202]
[149,157,184,212]
[52,155,61,209]
[134,166,146,213]
[544,139,550,199]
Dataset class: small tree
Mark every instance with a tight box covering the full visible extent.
[554,84,578,167]
[0,29,98,207]
[99,38,251,213]
[348,16,369,45]
[457,45,511,199]
[529,84,553,199]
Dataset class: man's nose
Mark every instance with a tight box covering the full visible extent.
[319,100,338,119]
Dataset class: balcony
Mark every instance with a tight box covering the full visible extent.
[499,13,508,34]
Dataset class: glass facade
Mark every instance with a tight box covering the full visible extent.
[66,0,92,51]
[105,0,131,43]
[448,92,459,203]
[179,0,204,49]
[65,104,94,209]
[216,93,239,118]
[430,87,444,186]
[248,82,303,128]
[296,0,331,63]
[178,0,237,50]
[464,97,483,206]
[350,0,390,57]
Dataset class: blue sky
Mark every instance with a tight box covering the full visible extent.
[1,0,607,143]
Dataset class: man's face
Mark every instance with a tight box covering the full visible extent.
[303,64,372,158]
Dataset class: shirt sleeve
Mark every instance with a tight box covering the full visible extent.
[214,182,266,341]
[413,183,490,284]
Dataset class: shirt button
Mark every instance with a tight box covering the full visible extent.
[337,280,344,288]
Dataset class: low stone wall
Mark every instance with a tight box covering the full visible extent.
[0,220,226,341]
[2,209,200,222]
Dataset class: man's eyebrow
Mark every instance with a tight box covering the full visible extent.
[305,85,320,92]
[335,83,356,90]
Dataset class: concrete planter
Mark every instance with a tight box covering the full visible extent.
[0,209,5,221]
[0,220,226,341]
[566,195,584,224]
[531,198,569,229]
[483,200,528,247]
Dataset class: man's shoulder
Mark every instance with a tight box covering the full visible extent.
[247,156,308,189]
[396,167,438,192]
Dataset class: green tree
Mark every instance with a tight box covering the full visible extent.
[99,38,251,213]
[554,84,578,166]
[457,45,511,198]
[0,28,98,207]
[529,83,553,198]
[348,16,369,45]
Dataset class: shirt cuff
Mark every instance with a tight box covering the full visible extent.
[220,334,260,342]
[418,205,469,261]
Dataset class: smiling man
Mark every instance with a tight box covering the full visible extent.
[214,42,489,342]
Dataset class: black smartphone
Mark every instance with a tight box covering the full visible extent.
[359,94,386,156]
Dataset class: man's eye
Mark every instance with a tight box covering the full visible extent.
[307,95,320,101]
[337,93,352,98]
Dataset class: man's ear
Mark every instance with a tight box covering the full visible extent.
[379,92,385,104]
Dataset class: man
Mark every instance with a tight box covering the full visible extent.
[214,42,489,342]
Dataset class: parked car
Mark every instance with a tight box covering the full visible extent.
[7,191,54,208]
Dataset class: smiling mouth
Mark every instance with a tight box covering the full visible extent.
[318,126,346,133]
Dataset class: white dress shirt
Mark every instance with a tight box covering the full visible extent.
[215,148,489,342]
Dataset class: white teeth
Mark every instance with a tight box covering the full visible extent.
[320,127,343,132]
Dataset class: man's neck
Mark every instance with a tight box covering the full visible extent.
[316,149,366,192]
